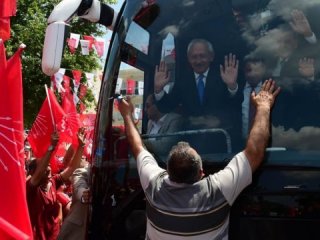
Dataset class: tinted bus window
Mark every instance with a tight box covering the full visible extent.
[92,0,320,238]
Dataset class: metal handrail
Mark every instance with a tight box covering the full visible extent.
[113,128,232,157]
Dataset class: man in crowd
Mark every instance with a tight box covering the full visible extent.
[26,130,85,240]
[118,79,280,239]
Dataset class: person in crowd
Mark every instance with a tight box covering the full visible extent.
[58,159,91,240]
[154,38,241,129]
[26,130,85,240]
[118,79,280,239]
[56,183,72,219]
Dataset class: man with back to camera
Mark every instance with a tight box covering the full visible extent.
[118,79,280,239]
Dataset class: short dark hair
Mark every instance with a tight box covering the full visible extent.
[27,159,37,175]
[167,142,202,184]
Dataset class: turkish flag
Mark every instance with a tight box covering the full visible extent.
[0,47,33,239]
[27,89,65,158]
[126,78,136,95]
[0,18,10,42]
[0,0,16,17]
[61,91,80,146]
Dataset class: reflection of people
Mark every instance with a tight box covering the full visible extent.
[145,94,184,135]
[144,94,185,155]
[241,58,268,138]
[26,131,85,240]
[58,165,91,240]
[154,39,240,128]
[118,80,280,239]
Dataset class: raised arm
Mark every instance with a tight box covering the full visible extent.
[60,129,86,181]
[30,132,59,186]
[118,98,145,159]
[244,79,280,172]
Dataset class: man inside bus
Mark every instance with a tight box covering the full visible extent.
[143,93,185,156]
[118,79,280,239]
[153,38,242,130]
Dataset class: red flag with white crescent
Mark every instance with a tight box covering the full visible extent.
[0,46,33,239]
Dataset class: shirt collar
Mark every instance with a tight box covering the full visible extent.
[194,69,209,79]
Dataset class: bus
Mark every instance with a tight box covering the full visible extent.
[45,0,320,239]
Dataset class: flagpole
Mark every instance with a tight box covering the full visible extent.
[45,84,57,132]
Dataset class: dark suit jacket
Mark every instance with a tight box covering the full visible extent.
[156,66,242,124]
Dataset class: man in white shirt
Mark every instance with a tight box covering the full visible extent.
[118,79,280,239]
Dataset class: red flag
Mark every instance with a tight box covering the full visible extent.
[79,114,96,160]
[67,38,77,54]
[83,35,95,51]
[27,89,65,158]
[6,47,25,161]
[72,69,82,86]
[61,91,80,146]
[94,39,105,57]
[126,78,136,95]
[79,84,87,99]
[62,75,71,96]
[0,0,16,17]
[79,102,86,114]
[0,18,10,42]
[0,40,7,77]
[0,47,33,239]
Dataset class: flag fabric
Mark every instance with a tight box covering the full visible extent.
[0,0,17,17]
[0,17,11,42]
[79,102,86,114]
[0,46,33,239]
[126,79,136,95]
[85,72,94,88]
[72,69,82,86]
[6,47,25,161]
[0,40,7,77]
[67,38,77,54]
[80,40,90,55]
[72,69,82,95]
[79,84,87,100]
[27,89,65,158]
[83,35,95,51]
[61,91,80,147]
[80,114,96,160]
[94,38,105,57]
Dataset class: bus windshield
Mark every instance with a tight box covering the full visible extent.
[101,0,320,165]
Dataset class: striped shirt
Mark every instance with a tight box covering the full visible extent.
[137,150,252,240]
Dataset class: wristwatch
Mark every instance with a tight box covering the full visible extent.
[47,145,55,152]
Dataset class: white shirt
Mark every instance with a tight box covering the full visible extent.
[147,114,168,135]
[137,150,252,240]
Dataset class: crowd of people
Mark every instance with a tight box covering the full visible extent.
[22,0,319,239]
[24,129,91,240]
